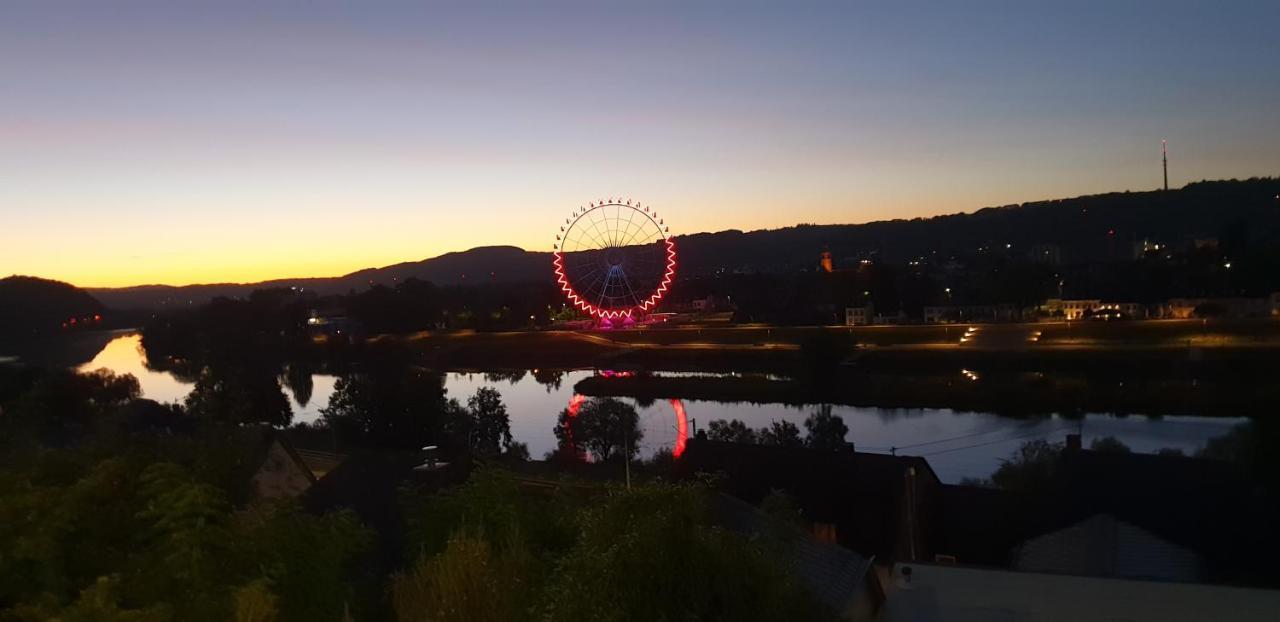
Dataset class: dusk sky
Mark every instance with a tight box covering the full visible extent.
[4,2,1279,287]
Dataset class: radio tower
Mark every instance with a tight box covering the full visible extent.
[1162,140,1168,191]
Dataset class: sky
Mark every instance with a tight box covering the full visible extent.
[3,1,1279,288]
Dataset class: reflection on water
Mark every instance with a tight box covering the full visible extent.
[76,333,337,426]
[75,333,1245,483]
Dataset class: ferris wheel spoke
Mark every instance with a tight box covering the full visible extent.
[565,215,606,253]
[568,224,607,253]
[555,200,675,317]
[616,208,643,248]
[618,216,654,248]
[616,265,641,307]
[619,207,638,246]
[597,206,616,247]
[610,205,624,247]
[582,210,612,250]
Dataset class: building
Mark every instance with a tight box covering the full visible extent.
[677,438,943,564]
[1090,301,1147,320]
[820,248,834,273]
[880,561,1280,622]
[880,439,1280,620]
[1043,298,1101,320]
[845,304,873,326]
[1133,238,1169,260]
[1013,513,1202,582]
[250,432,347,500]
[305,313,367,340]
[714,494,884,620]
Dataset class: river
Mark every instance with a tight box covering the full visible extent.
[75,333,1243,483]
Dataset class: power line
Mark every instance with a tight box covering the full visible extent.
[916,422,1075,455]
[889,421,1054,452]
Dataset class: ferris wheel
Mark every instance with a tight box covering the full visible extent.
[553,198,676,319]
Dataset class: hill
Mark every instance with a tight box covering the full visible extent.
[0,276,106,342]
[87,178,1280,310]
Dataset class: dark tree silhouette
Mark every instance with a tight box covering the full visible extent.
[553,398,642,463]
[281,363,315,408]
[1089,436,1131,453]
[706,419,757,444]
[803,406,849,450]
[320,368,449,449]
[458,387,513,456]
[186,366,292,428]
[758,420,803,447]
[991,439,1064,491]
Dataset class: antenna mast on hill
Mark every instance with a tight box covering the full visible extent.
[1162,140,1169,191]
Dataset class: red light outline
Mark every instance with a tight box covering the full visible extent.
[561,393,688,459]
[553,201,676,319]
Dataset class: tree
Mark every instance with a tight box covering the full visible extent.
[11,368,141,441]
[539,483,830,621]
[991,439,1063,491]
[1089,436,1131,453]
[552,398,641,462]
[320,368,449,449]
[281,363,315,408]
[1198,421,1256,465]
[186,367,292,428]
[706,419,757,444]
[803,406,848,450]
[758,420,803,447]
[392,530,531,622]
[234,579,279,622]
[461,387,513,456]
[760,489,804,526]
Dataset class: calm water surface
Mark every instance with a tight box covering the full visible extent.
[78,333,1244,483]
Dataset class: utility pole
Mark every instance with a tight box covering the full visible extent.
[1162,140,1169,191]
[623,425,632,490]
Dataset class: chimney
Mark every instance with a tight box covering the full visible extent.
[1066,434,1082,451]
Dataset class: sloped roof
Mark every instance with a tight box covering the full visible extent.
[712,494,880,616]
[1015,513,1202,582]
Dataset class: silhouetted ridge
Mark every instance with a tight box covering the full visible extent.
[85,178,1280,309]
[0,276,105,340]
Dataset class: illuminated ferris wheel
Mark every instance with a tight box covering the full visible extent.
[553,198,676,319]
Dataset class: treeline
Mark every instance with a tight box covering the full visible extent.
[0,366,377,620]
[0,363,835,620]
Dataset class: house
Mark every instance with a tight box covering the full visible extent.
[676,438,942,563]
[713,494,884,621]
[880,560,1280,621]
[936,435,1275,586]
[250,432,348,499]
[1013,513,1203,582]
[845,305,872,326]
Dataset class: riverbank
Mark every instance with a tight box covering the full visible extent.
[573,370,1276,418]
[392,319,1280,378]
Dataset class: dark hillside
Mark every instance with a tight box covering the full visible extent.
[87,178,1280,309]
[0,276,105,342]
